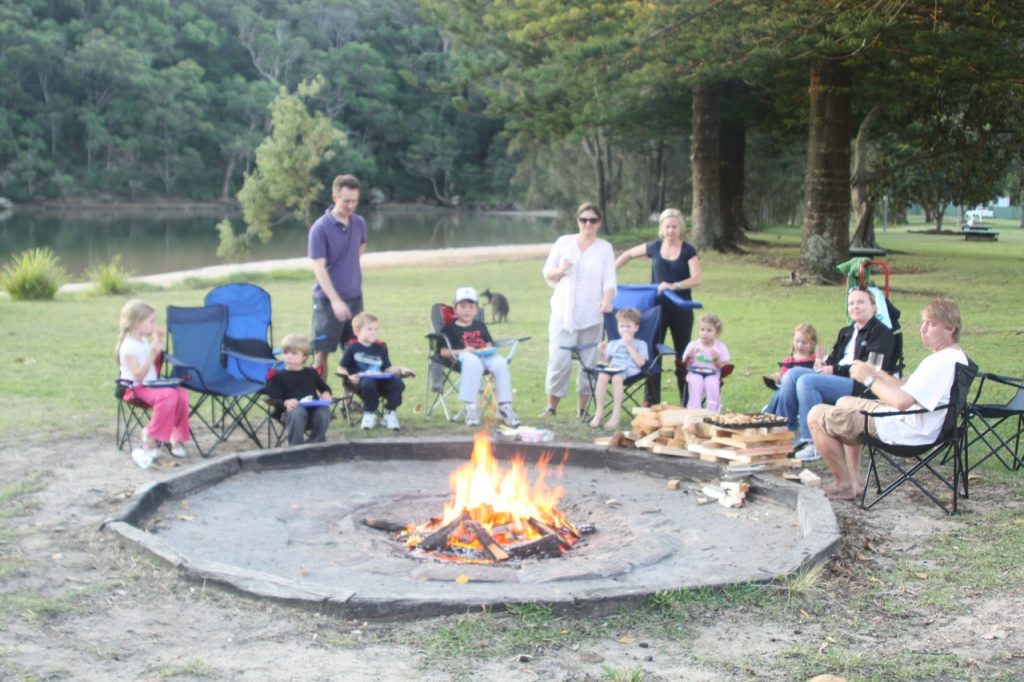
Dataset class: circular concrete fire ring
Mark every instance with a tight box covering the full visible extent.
[104,437,840,619]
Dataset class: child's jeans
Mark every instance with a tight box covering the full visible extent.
[686,371,721,412]
[358,376,405,412]
[283,406,330,445]
[458,353,513,404]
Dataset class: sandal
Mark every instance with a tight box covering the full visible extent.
[539,407,556,418]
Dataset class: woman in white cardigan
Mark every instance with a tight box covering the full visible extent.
[540,202,617,417]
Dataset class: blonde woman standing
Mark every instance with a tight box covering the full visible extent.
[540,202,617,417]
[615,208,703,403]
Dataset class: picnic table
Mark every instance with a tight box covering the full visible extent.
[961,222,999,242]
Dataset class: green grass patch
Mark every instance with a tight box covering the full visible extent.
[777,643,966,681]
[4,220,1022,444]
[150,658,217,679]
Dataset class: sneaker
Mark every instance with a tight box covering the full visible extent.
[131,448,155,469]
[498,404,521,428]
[464,405,480,427]
[382,410,401,431]
[361,413,378,430]
[795,443,821,462]
[170,443,188,459]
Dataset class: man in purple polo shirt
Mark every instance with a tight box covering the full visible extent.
[309,174,367,372]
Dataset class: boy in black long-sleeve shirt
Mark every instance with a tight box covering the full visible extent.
[265,334,332,445]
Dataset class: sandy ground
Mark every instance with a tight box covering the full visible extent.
[4,426,1024,680]
[59,244,553,293]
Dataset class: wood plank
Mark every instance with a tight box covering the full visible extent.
[728,457,801,469]
[652,444,698,458]
[706,428,793,444]
[708,439,793,456]
[634,430,663,449]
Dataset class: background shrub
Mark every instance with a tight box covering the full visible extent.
[87,254,133,295]
[0,248,66,300]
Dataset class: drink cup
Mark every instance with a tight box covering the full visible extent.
[867,352,884,370]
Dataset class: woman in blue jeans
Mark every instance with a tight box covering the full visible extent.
[776,287,896,460]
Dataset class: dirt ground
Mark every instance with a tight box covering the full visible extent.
[3,430,1023,681]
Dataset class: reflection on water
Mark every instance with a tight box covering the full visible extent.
[0,205,562,278]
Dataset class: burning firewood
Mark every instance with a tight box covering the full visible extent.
[464,520,511,562]
[362,517,407,533]
[416,511,470,551]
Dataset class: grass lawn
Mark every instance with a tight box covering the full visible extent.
[2,216,1024,680]
[1,217,1021,445]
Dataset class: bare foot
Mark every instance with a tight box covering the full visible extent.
[826,486,860,501]
[589,418,600,429]
[603,417,621,430]
[822,481,844,495]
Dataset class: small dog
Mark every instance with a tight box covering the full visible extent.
[481,289,509,323]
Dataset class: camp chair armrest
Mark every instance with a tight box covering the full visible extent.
[163,353,209,390]
[655,343,675,356]
[977,372,1024,390]
[222,348,278,366]
[861,405,941,419]
[659,290,703,309]
[494,336,530,347]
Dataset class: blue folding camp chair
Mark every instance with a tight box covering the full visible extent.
[165,304,272,456]
[569,285,697,423]
[205,283,277,384]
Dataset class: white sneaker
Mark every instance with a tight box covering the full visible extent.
[464,405,480,426]
[382,411,400,430]
[170,443,188,459]
[131,448,155,469]
[795,443,821,462]
[361,413,378,430]
[498,404,520,427]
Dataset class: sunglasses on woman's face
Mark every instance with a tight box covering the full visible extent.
[577,216,600,224]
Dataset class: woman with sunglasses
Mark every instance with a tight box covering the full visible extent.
[615,208,702,404]
[540,202,617,417]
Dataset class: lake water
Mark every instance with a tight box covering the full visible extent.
[0,205,562,278]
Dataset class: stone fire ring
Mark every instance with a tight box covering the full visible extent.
[103,436,840,619]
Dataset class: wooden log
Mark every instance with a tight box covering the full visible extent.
[608,431,626,448]
[529,517,577,544]
[417,510,469,551]
[464,520,511,562]
[362,517,407,533]
[798,469,822,487]
[667,479,681,490]
[508,533,563,559]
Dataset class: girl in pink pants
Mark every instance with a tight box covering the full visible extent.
[681,314,730,413]
[117,300,192,467]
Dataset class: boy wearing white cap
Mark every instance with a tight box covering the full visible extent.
[440,287,520,427]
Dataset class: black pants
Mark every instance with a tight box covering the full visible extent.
[357,376,405,412]
[646,304,694,405]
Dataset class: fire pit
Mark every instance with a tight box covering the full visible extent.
[104,435,840,619]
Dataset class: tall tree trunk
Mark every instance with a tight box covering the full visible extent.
[221,156,237,201]
[690,81,723,251]
[850,106,881,249]
[653,137,666,215]
[799,59,852,283]
[719,118,749,245]
[582,131,609,229]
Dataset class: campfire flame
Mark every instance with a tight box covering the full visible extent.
[403,432,582,562]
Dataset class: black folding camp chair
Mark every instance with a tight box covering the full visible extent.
[115,378,151,452]
[425,303,528,422]
[165,304,271,456]
[964,371,1024,473]
[860,360,978,515]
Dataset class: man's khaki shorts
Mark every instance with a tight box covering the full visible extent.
[809,396,882,445]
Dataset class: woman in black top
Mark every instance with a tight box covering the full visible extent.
[615,208,703,403]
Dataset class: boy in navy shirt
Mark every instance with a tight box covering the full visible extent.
[338,312,414,430]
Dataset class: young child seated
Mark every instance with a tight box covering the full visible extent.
[338,312,414,430]
[265,334,333,445]
[763,322,818,414]
[681,313,731,412]
[589,307,649,430]
[440,286,521,427]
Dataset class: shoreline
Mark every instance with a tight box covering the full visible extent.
[59,243,552,293]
